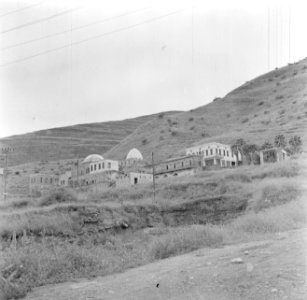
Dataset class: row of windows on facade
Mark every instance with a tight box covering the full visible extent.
[193,148,234,157]
[83,162,112,174]
[165,160,193,170]
[31,177,66,185]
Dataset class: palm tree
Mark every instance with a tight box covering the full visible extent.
[261,140,273,150]
[289,135,302,154]
[274,134,287,149]
[231,139,246,166]
[243,144,258,164]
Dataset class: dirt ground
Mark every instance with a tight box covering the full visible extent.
[24,227,307,300]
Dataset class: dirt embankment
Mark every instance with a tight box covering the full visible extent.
[1,195,248,242]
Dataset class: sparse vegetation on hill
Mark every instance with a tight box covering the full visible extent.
[105,58,307,162]
[0,111,180,167]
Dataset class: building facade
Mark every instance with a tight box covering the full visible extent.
[155,155,202,178]
[29,170,72,194]
[186,142,242,168]
[69,154,119,186]
[259,148,289,165]
[116,171,153,187]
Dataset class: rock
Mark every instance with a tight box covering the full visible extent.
[244,250,249,255]
[231,258,244,264]
[271,288,278,293]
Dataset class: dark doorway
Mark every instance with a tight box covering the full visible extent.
[134,177,138,184]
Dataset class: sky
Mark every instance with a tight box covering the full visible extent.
[0,0,307,138]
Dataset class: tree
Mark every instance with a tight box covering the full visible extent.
[261,141,273,150]
[274,134,287,148]
[243,144,259,164]
[231,139,246,166]
[289,135,302,154]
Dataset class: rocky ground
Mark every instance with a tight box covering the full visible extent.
[24,227,307,300]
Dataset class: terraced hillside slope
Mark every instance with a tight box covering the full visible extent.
[0,112,179,166]
[106,58,307,162]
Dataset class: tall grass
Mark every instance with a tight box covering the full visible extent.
[1,198,306,299]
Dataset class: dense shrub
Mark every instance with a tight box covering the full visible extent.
[39,189,78,206]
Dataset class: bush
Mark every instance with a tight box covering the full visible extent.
[142,138,147,145]
[241,118,249,123]
[39,189,78,206]
[188,117,194,122]
[258,101,264,106]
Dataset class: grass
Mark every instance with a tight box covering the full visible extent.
[1,198,305,299]
[1,158,306,299]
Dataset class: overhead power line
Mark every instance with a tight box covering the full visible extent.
[0,7,191,68]
[0,7,149,51]
[0,7,79,34]
[0,2,43,18]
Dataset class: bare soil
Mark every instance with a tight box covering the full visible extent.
[24,227,307,300]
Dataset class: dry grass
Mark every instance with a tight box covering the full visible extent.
[1,158,306,299]
[1,198,305,299]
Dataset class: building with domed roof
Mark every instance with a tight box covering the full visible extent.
[70,154,119,186]
[126,148,143,161]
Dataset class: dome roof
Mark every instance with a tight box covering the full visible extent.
[83,154,104,163]
[126,148,143,160]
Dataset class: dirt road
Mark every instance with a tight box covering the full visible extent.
[26,228,307,300]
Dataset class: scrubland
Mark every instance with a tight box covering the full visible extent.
[0,158,306,299]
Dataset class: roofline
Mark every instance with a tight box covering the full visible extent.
[186,142,230,150]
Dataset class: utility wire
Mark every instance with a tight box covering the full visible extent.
[0,7,79,34]
[0,7,149,51]
[0,2,43,18]
[0,7,191,68]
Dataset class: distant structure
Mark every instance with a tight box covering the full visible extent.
[29,170,72,195]
[116,171,153,186]
[122,148,144,168]
[70,154,119,186]
[259,147,289,165]
[155,155,203,179]
[186,142,241,168]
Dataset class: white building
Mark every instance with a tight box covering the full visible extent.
[186,142,242,168]
[116,171,153,186]
[82,154,119,174]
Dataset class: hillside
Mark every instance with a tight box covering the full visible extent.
[0,112,179,166]
[106,58,307,162]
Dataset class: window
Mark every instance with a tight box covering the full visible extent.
[90,165,93,172]
[190,160,192,166]
[108,162,111,169]
[45,178,48,184]
[216,149,218,154]
[206,149,208,156]
[50,178,53,184]
[98,163,101,170]
[210,149,213,155]
[219,149,221,155]
[181,162,184,167]
[166,165,169,170]
[94,164,97,171]
[174,164,176,168]
[223,150,225,156]
[102,162,105,169]
[227,151,229,157]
